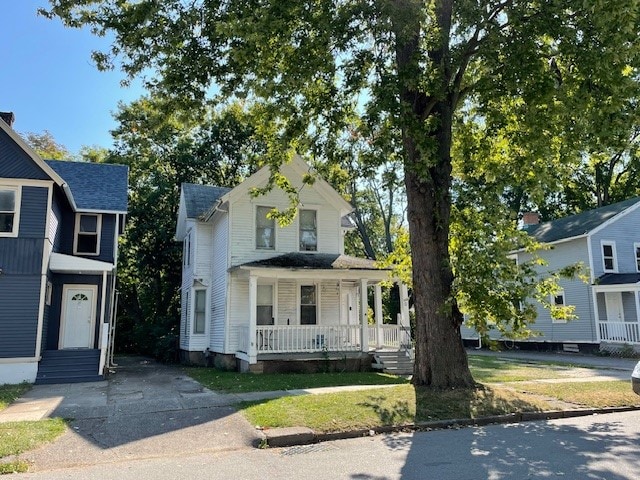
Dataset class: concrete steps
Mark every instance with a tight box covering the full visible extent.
[372,350,413,375]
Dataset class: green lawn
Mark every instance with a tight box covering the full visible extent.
[185,368,409,393]
[0,384,30,412]
[241,384,552,433]
[468,355,570,383]
[514,381,640,408]
[0,418,67,474]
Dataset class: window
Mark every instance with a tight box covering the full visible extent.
[300,285,317,325]
[0,186,20,236]
[601,241,617,272]
[183,291,190,336]
[256,206,275,249]
[635,243,640,272]
[45,281,53,306]
[299,210,317,251]
[183,232,191,268]
[193,289,206,334]
[257,284,274,325]
[74,214,101,255]
[550,289,568,324]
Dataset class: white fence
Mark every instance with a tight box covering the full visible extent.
[599,321,640,344]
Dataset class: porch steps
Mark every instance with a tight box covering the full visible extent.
[36,349,103,385]
[372,350,414,375]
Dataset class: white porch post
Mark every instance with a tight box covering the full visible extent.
[592,288,602,343]
[399,282,410,328]
[249,275,258,363]
[374,284,383,349]
[360,279,369,352]
[635,289,640,343]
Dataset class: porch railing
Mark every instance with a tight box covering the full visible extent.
[368,324,411,349]
[599,321,640,344]
[255,325,362,354]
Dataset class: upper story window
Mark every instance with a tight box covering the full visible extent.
[299,210,317,251]
[601,241,617,272]
[183,232,191,268]
[0,186,20,237]
[74,214,101,255]
[256,206,275,250]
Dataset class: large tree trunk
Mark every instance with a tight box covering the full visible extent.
[403,101,474,388]
[392,0,474,388]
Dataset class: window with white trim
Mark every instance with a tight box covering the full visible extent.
[0,186,20,236]
[299,209,317,251]
[256,206,275,250]
[183,232,191,268]
[183,290,190,336]
[601,241,617,272]
[74,213,101,255]
[193,289,206,334]
[300,285,317,325]
[257,284,274,325]
[550,289,568,324]
[635,243,640,272]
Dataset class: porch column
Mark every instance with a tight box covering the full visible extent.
[374,284,383,349]
[249,275,258,363]
[360,279,369,352]
[635,290,640,343]
[399,282,410,328]
[592,289,601,343]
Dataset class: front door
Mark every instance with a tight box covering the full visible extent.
[604,292,624,323]
[60,285,97,349]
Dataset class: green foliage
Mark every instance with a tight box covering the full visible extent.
[21,130,71,160]
[109,98,264,360]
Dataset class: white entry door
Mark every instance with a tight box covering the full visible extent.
[60,285,97,349]
[604,292,624,323]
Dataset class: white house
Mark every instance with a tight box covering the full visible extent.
[462,197,640,352]
[175,155,411,372]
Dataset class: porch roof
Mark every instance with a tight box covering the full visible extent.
[49,253,114,274]
[596,273,640,286]
[233,253,390,280]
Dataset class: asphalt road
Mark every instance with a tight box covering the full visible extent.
[14,410,640,480]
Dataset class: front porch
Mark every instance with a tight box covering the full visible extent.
[594,278,640,345]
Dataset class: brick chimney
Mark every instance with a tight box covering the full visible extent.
[522,212,540,226]
[0,112,15,127]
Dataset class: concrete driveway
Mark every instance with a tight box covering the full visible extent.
[5,357,262,471]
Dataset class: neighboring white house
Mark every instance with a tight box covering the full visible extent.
[175,155,411,372]
[462,197,640,352]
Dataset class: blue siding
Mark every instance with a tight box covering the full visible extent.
[98,214,116,263]
[0,238,43,274]
[0,129,51,180]
[19,186,48,238]
[590,205,640,277]
[0,274,41,358]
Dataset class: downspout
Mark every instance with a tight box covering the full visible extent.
[107,213,122,368]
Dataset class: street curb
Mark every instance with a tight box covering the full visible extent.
[257,405,640,448]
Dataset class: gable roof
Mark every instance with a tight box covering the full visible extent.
[182,183,231,219]
[45,160,129,213]
[526,197,640,244]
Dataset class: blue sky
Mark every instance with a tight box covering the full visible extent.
[1,1,145,154]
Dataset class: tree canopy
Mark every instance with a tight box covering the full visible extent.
[44,0,640,387]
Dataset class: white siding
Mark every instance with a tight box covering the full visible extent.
[277,279,297,325]
[194,221,213,278]
[320,281,340,325]
[227,274,250,353]
[590,205,640,277]
[180,221,195,350]
[210,214,228,352]
[228,163,343,266]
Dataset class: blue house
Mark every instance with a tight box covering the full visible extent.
[0,112,128,384]
[462,198,640,352]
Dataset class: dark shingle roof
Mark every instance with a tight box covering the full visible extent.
[45,160,128,212]
[238,253,384,271]
[526,197,640,243]
[182,183,231,218]
[596,273,640,285]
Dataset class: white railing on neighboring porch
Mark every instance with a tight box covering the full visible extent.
[254,325,362,354]
[599,321,640,344]
[368,325,412,350]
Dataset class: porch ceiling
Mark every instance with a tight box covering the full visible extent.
[49,253,114,274]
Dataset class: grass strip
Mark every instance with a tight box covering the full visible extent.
[240,384,552,433]
[0,384,30,412]
[185,369,409,393]
[0,419,66,458]
[0,461,29,475]
[513,381,640,408]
